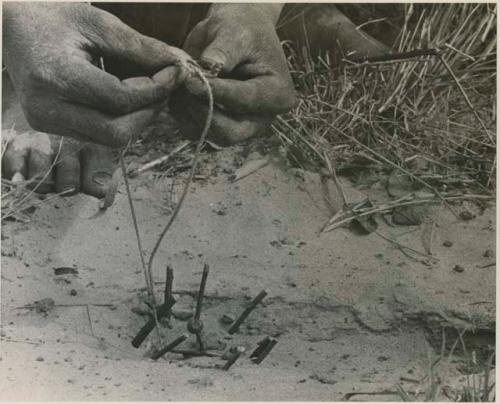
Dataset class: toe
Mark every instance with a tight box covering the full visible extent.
[54,138,82,195]
[81,144,115,198]
[28,148,54,193]
[2,137,29,181]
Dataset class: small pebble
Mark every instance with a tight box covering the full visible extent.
[484,249,494,258]
[36,356,44,362]
[459,211,475,221]
[70,289,77,296]
[220,314,235,325]
[453,265,465,273]
[171,310,193,321]
[442,240,453,247]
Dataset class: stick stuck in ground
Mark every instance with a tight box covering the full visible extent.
[228,290,267,334]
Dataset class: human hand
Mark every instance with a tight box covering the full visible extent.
[170,4,297,145]
[3,2,192,148]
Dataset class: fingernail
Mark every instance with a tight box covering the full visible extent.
[92,171,112,187]
[11,172,25,183]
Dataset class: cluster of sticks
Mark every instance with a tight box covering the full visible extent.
[131,264,276,370]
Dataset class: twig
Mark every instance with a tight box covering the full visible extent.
[323,151,348,209]
[476,262,495,269]
[127,141,190,178]
[0,337,42,345]
[345,47,439,64]
[86,304,94,337]
[375,230,437,261]
[228,290,267,334]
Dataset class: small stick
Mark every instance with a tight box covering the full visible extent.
[324,151,349,210]
[251,338,278,365]
[222,347,245,371]
[170,349,222,358]
[195,264,209,320]
[131,296,176,348]
[250,337,272,359]
[346,48,439,64]
[165,266,174,321]
[476,262,495,269]
[151,334,189,360]
[86,304,94,337]
[127,141,190,178]
[228,290,267,334]
[186,264,210,352]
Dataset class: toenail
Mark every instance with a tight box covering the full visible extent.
[12,172,26,183]
[92,171,112,186]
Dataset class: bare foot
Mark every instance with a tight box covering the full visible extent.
[279,5,389,61]
[2,131,114,198]
[2,71,114,198]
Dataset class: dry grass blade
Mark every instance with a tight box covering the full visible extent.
[275,3,496,203]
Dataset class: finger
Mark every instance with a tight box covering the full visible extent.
[80,143,114,198]
[198,27,243,74]
[183,20,208,59]
[82,5,194,70]
[185,74,297,115]
[54,138,82,195]
[170,92,271,146]
[28,148,54,194]
[53,58,183,115]
[25,96,164,148]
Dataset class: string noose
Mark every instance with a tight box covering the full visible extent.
[120,66,214,343]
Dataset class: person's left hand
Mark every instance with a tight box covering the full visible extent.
[170,4,297,146]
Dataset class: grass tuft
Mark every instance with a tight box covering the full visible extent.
[274,3,496,196]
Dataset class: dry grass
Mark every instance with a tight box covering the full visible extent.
[274,4,496,198]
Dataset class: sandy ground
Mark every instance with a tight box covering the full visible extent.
[0,78,496,401]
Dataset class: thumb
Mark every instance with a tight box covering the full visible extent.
[85,6,193,71]
[198,29,243,74]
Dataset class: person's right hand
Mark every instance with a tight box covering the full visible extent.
[3,2,192,148]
